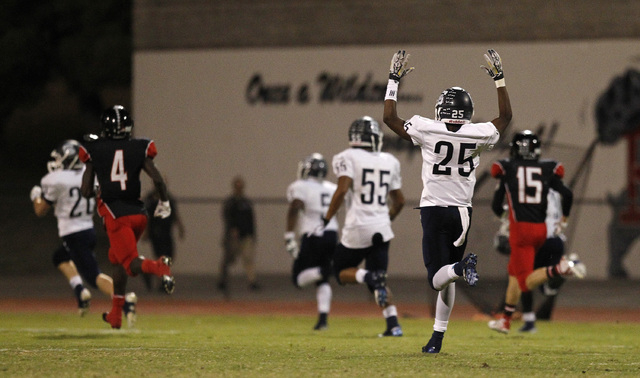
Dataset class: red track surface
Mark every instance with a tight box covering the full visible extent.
[1,298,638,323]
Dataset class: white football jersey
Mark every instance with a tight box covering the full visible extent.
[404,115,499,207]
[40,167,95,237]
[287,178,339,236]
[332,148,402,249]
[545,189,563,238]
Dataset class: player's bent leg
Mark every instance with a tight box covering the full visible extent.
[96,273,114,297]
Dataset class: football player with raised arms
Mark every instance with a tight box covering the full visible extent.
[285,153,339,330]
[383,49,513,353]
[488,130,585,334]
[30,140,132,317]
[79,105,175,329]
[323,116,406,337]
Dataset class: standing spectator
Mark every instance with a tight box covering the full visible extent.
[80,105,175,330]
[142,186,185,292]
[285,153,338,330]
[323,116,406,337]
[30,139,124,317]
[488,130,586,334]
[382,49,512,353]
[218,176,259,292]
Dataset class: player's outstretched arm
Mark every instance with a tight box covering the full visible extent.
[383,50,414,142]
[482,49,512,135]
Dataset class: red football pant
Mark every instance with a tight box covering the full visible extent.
[508,221,546,291]
[103,214,147,276]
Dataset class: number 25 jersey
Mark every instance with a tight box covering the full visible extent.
[404,116,499,207]
[79,138,157,218]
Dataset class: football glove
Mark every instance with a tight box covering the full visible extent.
[554,220,568,237]
[284,232,299,259]
[389,50,415,82]
[154,200,171,219]
[30,185,42,202]
[481,49,504,81]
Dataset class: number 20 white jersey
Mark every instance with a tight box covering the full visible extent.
[332,148,402,249]
[40,167,95,237]
[404,115,499,207]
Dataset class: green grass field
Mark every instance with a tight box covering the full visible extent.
[0,312,638,377]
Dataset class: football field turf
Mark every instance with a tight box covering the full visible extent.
[1,311,638,377]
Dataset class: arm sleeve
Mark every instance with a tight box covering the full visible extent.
[550,177,573,217]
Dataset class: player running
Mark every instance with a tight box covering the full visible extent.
[79,105,174,329]
[30,140,135,318]
[488,130,586,334]
[285,153,338,330]
[323,116,406,337]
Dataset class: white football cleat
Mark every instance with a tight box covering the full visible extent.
[558,254,587,279]
[124,292,138,328]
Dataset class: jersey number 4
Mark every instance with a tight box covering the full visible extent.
[111,150,128,190]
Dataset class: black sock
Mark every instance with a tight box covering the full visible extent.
[73,284,84,299]
[385,315,399,330]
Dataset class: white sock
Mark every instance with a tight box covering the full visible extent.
[297,267,322,287]
[69,275,83,289]
[522,312,536,322]
[383,305,398,318]
[317,282,332,313]
[433,283,456,332]
[355,269,368,284]
[432,264,458,291]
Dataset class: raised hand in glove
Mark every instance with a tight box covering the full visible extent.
[154,200,171,219]
[30,185,42,202]
[284,232,299,259]
[389,50,415,82]
[481,49,504,81]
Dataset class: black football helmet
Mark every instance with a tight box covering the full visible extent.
[101,105,133,139]
[510,130,541,160]
[298,153,328,180]
[348,116,383,152]
[47,139,82,172]
[434,87,474,125]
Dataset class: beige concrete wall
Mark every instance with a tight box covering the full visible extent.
[133,41,640,279]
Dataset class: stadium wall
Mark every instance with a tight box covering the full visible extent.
[132,41,639,279]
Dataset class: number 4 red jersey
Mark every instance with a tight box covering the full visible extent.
[79,138,157,218]
[491,158,572,223]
